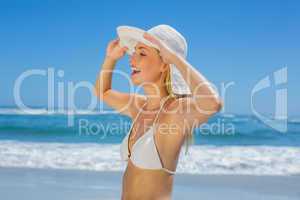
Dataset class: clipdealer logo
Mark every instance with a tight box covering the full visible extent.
[251,67,288,132]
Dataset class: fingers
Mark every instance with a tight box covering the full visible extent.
[107,38,118,49]
[121,46,128,52]
[122,47,128,56]
[113,38,120,46]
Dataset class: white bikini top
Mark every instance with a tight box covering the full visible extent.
[120,98,176,175]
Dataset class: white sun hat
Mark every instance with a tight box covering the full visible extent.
[116,24,192,96]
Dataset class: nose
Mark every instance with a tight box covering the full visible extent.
[129,52,137,66]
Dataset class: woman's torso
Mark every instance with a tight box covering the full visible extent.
[121,97,179,200]
[122,160,174,200]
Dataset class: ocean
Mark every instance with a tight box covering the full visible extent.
[0,109,299,176]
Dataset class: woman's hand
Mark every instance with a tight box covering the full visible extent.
[105,38,128,61]
[143,32,180,64]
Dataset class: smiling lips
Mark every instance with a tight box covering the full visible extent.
[131,67,141,75]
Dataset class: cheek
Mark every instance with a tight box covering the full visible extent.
[137,55,163,82]
[140,65,161,82]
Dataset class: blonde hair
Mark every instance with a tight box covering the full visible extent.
[164,66,194,155]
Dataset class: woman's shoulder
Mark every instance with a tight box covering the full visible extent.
[163,96,192,114]
[159,96,188,122]
[159,96,198,132]
[155,97,190,157]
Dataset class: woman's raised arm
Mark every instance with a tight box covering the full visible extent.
[94,39,145,118]
[143,33,222,125]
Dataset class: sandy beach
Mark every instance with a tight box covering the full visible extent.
[1,167,299,200]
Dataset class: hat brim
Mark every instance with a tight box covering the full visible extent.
[117,26,160,55]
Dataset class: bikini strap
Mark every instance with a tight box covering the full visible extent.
[151,96,172,126]
[127,100,148,157]
[128,96,172,158]
[151,96,177,174]
[131,100,148,126]
[162,167,176,175]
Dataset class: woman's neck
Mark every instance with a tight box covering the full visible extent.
[143,83,169,110]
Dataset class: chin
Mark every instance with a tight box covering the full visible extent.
[131,76,142,86]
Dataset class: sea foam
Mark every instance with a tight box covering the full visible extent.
[0,140,299,175]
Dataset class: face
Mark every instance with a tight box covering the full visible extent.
[129,42,167,86]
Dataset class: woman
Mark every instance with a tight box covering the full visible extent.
[94,25,222,200]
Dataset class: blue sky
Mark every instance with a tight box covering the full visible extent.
[0,0,299,115]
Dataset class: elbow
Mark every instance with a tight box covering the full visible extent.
[94,85,108,101]
[194,97,223,117]
[212,98,223,114]
[203,98,223,115]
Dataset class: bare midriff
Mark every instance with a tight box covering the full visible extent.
[121,159,174,200]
